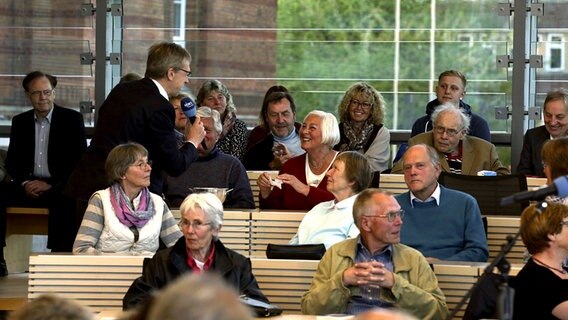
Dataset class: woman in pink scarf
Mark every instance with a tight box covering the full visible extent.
[73,143,181,255]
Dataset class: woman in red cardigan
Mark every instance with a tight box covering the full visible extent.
[257,110,339,210]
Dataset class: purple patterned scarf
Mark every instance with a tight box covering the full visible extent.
[110,183,155,228]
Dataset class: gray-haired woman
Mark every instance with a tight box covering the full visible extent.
[123,192,268,310]
[73,143,182,255]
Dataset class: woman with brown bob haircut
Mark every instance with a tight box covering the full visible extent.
[513,202,568,319]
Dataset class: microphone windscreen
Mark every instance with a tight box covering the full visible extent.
[553,175,568,198]
[180,96,196,119]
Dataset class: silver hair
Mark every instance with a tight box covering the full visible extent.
[196,106,223,134]
[179,193,224,234]
[431,102,471,133]
[304,110,341,147]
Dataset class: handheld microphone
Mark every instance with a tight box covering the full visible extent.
[180,96,197,124]
[179,96,206,149]
[500,175,568,206]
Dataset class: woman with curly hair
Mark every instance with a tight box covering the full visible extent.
[335,82,390,173]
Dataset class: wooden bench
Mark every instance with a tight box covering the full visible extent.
[247,170,278,208]
[250,211,306,257]
[526,177,547,190]
[23,254,527,318]
[485,215,525,264]
[28,254,147,313]
[378,173,408,195]
[6,207,49,236]
[5,207,50,273]
[251,258,319,314]
[433,262,482,319]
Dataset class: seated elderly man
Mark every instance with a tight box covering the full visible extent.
[392,103,509,176]
[164,107,254,209]
[395,144,488,262]
[301,188,448,319]
[123,193,268,310]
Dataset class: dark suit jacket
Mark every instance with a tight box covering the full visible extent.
[65,78,199,201]
[6,105,87,189]
[392,132,510,176]
[516,125,549,177]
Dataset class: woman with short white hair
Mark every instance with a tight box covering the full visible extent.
[257,110,340,210]
[123,192,268,310]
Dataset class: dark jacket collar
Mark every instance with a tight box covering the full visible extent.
[425,98,473,117]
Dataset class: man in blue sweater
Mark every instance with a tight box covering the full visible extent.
[395,144,488,262]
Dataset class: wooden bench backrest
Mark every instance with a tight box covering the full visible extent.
[247,170,278,208]
[250,211,306,257]
[485,215,525,264]
[26,254,525,318]
[251,258,319,314]
[28,254,147,312]
[378,174,408,195]
[526,177,547,190]
[433,263,481,319]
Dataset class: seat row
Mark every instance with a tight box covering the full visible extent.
[171,209,527,264]
[25,253,524,319]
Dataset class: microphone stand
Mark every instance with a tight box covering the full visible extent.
[447,232,517,320]
[447,201,547,320]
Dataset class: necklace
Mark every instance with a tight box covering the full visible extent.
[533,257,568,274]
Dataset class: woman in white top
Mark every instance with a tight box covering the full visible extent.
[73,143,182,255]
[290,151,372,248]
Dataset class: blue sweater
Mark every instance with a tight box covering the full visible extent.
[395,186,488,262]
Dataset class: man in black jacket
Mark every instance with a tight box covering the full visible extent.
[64,42,206,227]
[1,71,87,261]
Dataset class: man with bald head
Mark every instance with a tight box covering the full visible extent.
[395,144,488,262]
[301,188,448,319]
[393,103,509,175]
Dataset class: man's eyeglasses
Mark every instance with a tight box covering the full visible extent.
[177,68,192,79]
[560,220,568,226]
[363,210,405,222]
[350,99,373,110]
[130,160,152,169]
[29,89,54,98]
[178,219,211,230]
[433,126,461,137]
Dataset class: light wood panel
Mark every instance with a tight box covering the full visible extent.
[250,211,306,257]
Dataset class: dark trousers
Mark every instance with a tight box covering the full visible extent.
[1,181,77,252]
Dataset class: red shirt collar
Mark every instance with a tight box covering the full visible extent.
[186,242,216,273]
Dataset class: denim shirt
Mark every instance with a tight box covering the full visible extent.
[345,238,394,315]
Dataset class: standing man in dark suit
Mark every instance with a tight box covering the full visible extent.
[65,42,205,229]
[517,88,568,177]
[1,71,87,267]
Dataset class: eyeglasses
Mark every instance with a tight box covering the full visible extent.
[433,126,462,137]
[363,210,405,222]
[178,219,211,230]
[177,68,192,79]
[130,160,152,169]
[29,89,54,98]
[350,99,373,110]
[560,221,568,226]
